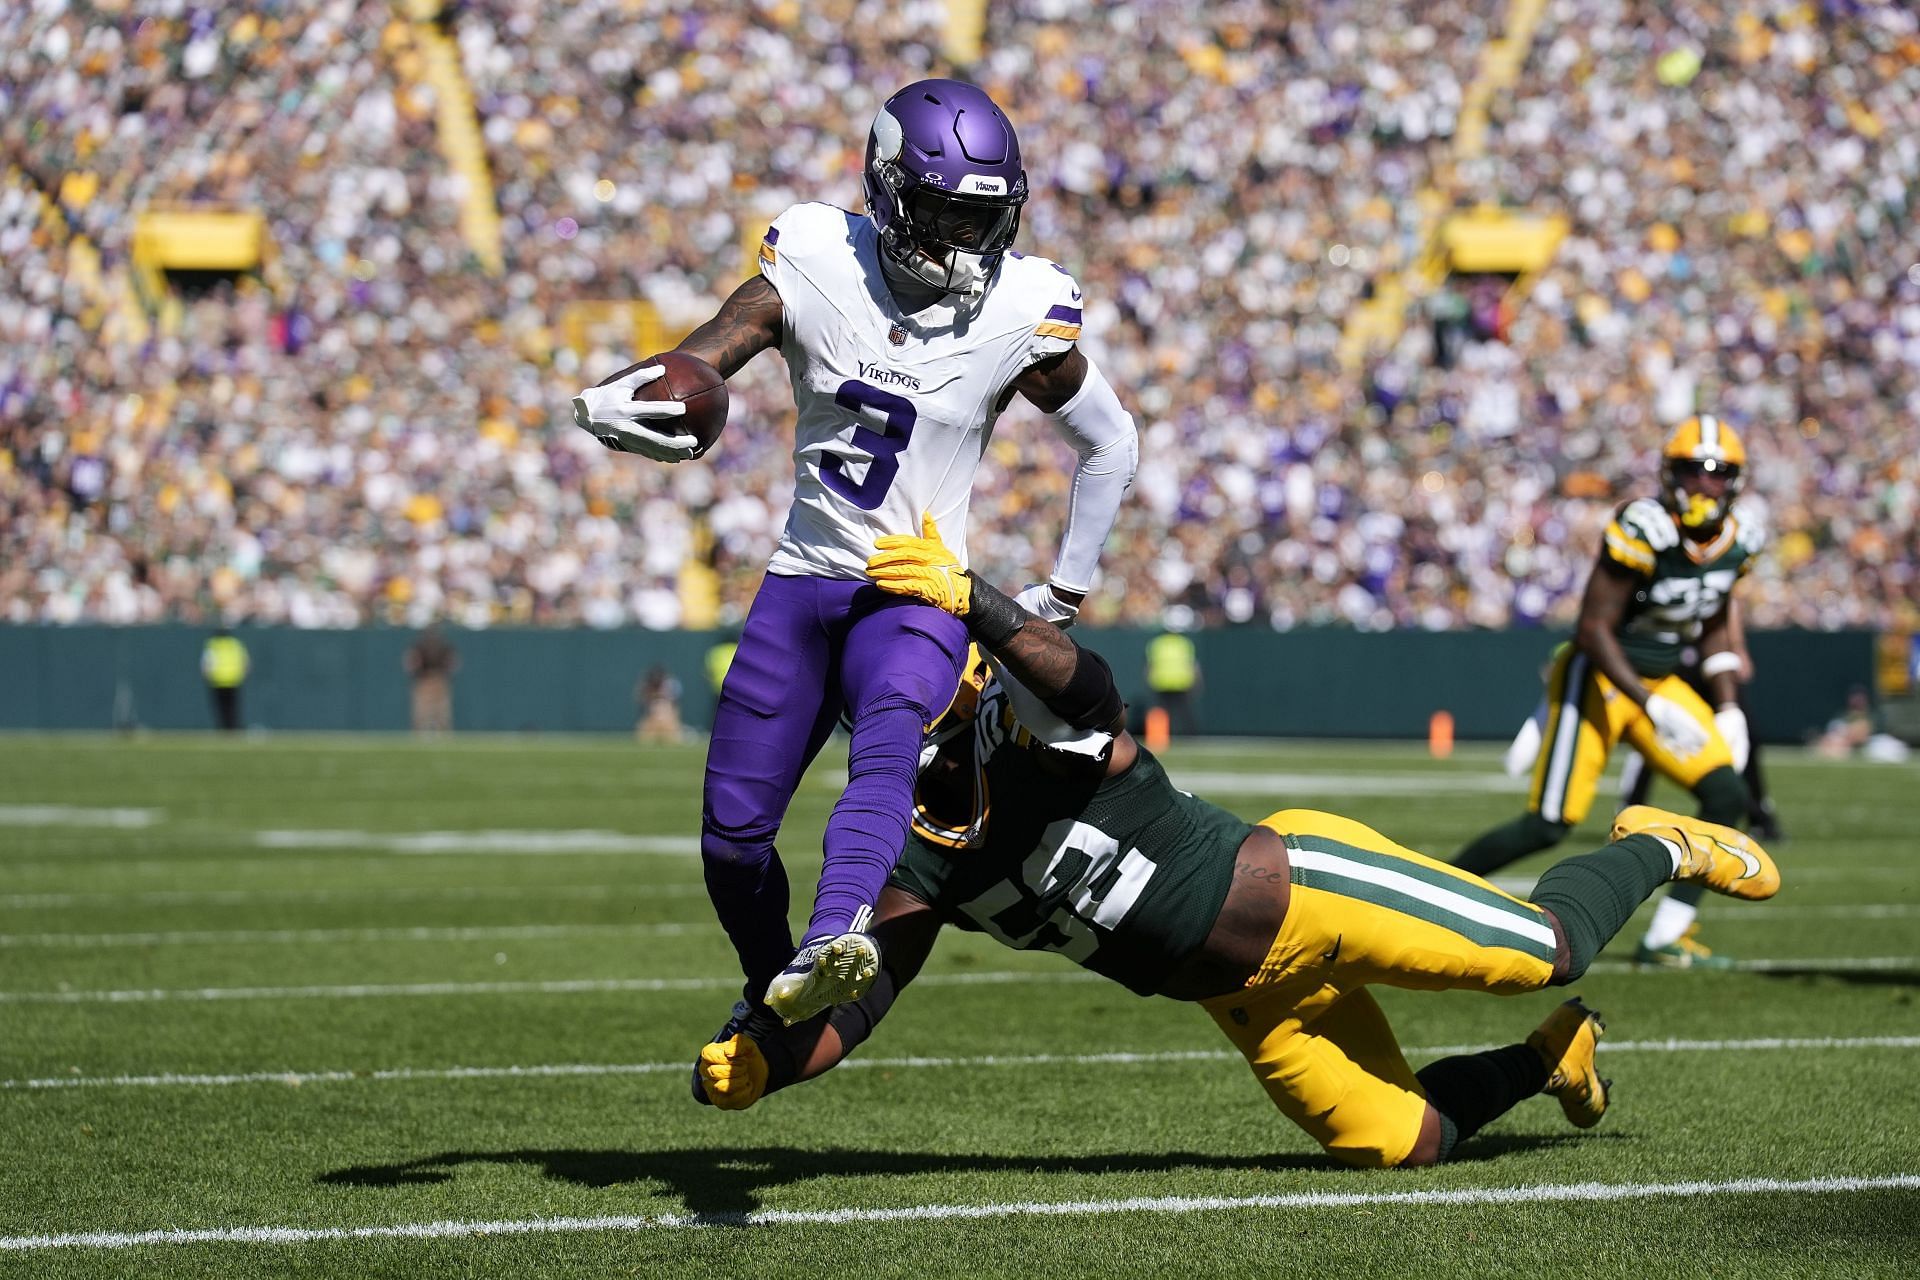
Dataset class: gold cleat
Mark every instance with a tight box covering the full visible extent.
[1528,997,1610,1130]
[764,931,881,1026]
[1611,805,1781,901]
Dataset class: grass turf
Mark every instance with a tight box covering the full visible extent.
[2,733,1916,1277]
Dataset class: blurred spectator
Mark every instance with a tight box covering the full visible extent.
[200,626,249,731]
[1145,610,1202,737]
[1,1,1914,635]
[635,663,686,744]
[405,624,460,733]
[704,634,737,727]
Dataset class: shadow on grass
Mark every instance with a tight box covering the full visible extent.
[1750,965,1920,987]
[318,1134,1587,1220]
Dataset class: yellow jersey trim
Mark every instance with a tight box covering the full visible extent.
[1603,523,1656,574]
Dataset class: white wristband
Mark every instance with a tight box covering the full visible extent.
[1700,651,1744,678]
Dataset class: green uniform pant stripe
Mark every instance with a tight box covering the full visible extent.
[1289,850,1558,963]
[1291,834,1548,922]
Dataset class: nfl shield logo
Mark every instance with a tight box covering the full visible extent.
[888,323,908,347]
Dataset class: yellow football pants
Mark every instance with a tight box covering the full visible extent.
[1201,810,1560,1168]
[1530,646,1731,826]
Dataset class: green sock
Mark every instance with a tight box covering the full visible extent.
[1529,833,1672,980]
[1416,1044,1550,1157]
[1453,812,1571,875]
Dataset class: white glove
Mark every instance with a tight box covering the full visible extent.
[1503,713,1543,779]
[1644,693,1710,761]
[571,364,701,462]
[1714,704,1751,772]
[1014,583,1081,626]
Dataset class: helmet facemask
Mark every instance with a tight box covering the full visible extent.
[863,85,1028,301]
[1662,456,1743,533]
[919,644,992,770]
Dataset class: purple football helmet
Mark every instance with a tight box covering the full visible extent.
[864,79,1028,299]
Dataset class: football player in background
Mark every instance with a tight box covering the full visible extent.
[1453,418,1765,967]
[571,81,1138,1027]
[689,521,1779,1168]
[1616,593,1785,843]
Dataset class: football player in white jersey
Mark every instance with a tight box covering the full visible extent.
[571,80,1139,1029]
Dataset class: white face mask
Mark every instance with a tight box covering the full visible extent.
[885,240,993,302]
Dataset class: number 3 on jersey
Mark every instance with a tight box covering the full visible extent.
[820,378,915,511]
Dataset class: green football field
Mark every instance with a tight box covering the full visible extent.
[2,733,1916,1278]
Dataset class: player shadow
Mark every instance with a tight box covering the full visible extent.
[320,1136,1587,1220]
[1747,964,1920,987]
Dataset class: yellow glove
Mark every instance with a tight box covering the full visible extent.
[696,1033,769,1111]
[868,513,973,616]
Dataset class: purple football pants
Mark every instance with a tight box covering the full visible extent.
[701,572,968,995]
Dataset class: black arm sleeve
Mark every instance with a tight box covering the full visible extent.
[1043,645,1124,731]
[814,966,902,1065]
[960,573,1031,647]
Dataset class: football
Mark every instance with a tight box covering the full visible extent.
[610,350,728,457]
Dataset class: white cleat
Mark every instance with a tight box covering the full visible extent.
[764,932,881,1026]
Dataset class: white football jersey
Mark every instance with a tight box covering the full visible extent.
[755,202,1083,579]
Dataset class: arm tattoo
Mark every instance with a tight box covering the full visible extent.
[1010,346,1087,413]
[677,276,784,378]
[983,614,1081,699]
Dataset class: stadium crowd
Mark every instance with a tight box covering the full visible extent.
[2,0,1915,633]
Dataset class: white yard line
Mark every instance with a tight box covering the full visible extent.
[1586,956,1919,974]
[9,954,1912,1006]
[0,970,1101,1005]
[0,805,162,828]
[1169,770,1527,796]
[3,1174,1915,1251]
[0,884,708,909]
[8,1035,1917,1092]
[0,923,704,949]
[253,830,702,856]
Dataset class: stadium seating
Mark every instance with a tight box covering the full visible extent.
[2,0,1914,634]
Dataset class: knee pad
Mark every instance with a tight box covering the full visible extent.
[1693,766,1747,829]
[700,815,778,869]
[1521,812,1574,851]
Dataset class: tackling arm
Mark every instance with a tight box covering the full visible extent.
[696,886,940,1109]
[1009,348,1139,606]
[864,518,1133,769]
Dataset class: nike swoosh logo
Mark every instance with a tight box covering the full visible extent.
[1714,838,1762,878]
[1321,935,1342,964]
[1071,289,1083,302]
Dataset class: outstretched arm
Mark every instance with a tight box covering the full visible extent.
[866,517,1133,767]
[1008,348,1139,619]
[695,886,940,1109]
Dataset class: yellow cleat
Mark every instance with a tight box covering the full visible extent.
[764,931,881,1026]
[1611,805,1780,901]
[1528,997,1609,1130]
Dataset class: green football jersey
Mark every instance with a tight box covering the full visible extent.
[891,679,1249,997]
[1600,498,1764,678]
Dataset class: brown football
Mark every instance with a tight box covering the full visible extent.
[603,350,728,457]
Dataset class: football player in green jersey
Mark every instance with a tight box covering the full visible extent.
[1453,417,1766,969]
[689,517,1780,1169]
